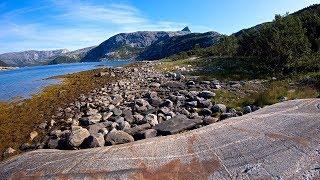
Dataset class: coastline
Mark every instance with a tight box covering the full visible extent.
[0,60,318,161]
[0,66,123,160]
[0,66,18,71]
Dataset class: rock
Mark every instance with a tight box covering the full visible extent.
[180,108,190,116]
[160,99,174,108]
[203,117,219,125]
[111,95,123,106]
[102,112,113,121]
[19,143,33,151]
[243,106,252,114]
[186,81,196,86]
[68,126,90,147]
[79,113,102,126]
[85,108,99,116]
[198,91,216,99]
[118,120,131,130]
[87,123,106,135]
[198,99,212,108]
[201,81,211,85]
[145,91,157,99]
[154,115,202,135]
[150,82,161,88]
[144,114,158,126]
[199,108,212,116]
[186,101,197,107]
[82,134,105,148]
[29,131,38,141]
[135,99,149,107]
[279,96,288,102]
[133,129,157,140]
[211,104,227,113]
[2,147,16,158]
[105,130,134,146]
[112,108,122,116]
[47,138,60,149]
[38,123,47,130]
[212,84,221,89]
[98,128,109,136]
[149,97,162,107]
[220,113,237,120]
[133,114,145,124]
[50,130,62,138]
[124,123,151,135]
[159,107,171,115]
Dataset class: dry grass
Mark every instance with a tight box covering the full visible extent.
[0,68,118,160]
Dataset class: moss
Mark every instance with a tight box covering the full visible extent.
[0,68,120,160]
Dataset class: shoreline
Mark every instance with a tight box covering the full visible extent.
[0,66,18,71]
[1,60,318,160]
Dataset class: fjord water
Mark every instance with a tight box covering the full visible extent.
[0,61,129,101]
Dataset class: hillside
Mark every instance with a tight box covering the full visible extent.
[48,46,96,65]
[137,31,221,60]
[0,60,7,67]
[81,27,191,62]
[0,49,69,67]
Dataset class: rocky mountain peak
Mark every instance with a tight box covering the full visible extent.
[181,26,191,32]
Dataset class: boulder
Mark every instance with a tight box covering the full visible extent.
[68,126,90,147]
[82,134,105,148]
[124,123,151,135]
[198,91,216,99]
[144,114,158,126]
[160,99,174,108]
[243,106,252,114]
[29,131,38,141]
[105,130,134,146]
[87,123,107,135]
[133,129,157,140]
[2,147,16,158]
[199,108,212,116]
[112,108,122,116]
[153,115,202,135]
[203,117,219,125]
[211,104,227,113]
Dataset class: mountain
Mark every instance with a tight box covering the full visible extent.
[137,31,221,60]
[48,46,96,65]
[0,60,7,67]
[81,27,191,62]
[0,49,69,67]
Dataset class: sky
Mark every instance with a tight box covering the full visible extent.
[0,0,319,54]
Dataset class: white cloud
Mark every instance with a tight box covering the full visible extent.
[0,0,210,53]
[52,0,147,25]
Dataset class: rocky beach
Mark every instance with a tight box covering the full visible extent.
[11,61,265,153]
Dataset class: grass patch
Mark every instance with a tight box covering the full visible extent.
[0,68,119,160]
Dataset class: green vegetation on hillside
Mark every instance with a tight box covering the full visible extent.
[48,56,80,65]
[169,4,320,80]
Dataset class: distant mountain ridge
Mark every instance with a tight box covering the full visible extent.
[0,49,69,67]
[82,27,192,62]
[0,60,7,67]
[137,31,221,60]
[48,46,96,65]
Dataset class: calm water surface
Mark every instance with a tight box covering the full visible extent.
[0,61,129,101]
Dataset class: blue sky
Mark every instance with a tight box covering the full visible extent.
[0,0,319,54]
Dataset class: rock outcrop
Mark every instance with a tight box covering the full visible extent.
[137,31,221,60]
[0,99,319,179]
[0,49,69,67]
[82,28,191,61]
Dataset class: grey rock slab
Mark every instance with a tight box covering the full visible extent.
[1,99,320,179]
[153,114,203,135]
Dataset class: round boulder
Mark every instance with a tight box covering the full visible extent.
[105,130,134,146]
